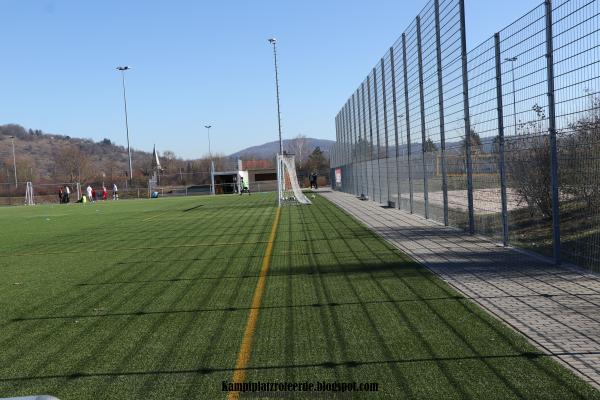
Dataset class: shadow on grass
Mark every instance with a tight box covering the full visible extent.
[0,195,277,390]
[302,195,600,397]
[11,295,470,321]
[75,262,431,287]
[9,351,600,382]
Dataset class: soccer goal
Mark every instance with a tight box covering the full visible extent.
[24,182,34,206]
[277,154,311,206]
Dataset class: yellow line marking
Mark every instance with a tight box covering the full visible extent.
[228,207,281,400]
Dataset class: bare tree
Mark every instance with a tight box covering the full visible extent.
[160,150,179,174]
[54,145,91,183]
[505,104,554,218]
[560,93,600,208]
[287,134,308,163]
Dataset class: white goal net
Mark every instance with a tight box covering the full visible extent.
[277,154,311,206]
[24,182,34,205]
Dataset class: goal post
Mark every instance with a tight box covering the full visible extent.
[24,182,34,206]
[277,154,311,206]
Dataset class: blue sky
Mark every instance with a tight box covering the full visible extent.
[0,0,539,158]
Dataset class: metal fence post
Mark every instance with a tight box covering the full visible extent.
[340,105,345,183]
[402,33,414,214]
[355,90,362,196]
[381,58,391,206]
[351,93,358,196]
[435,0,449,226]
[336,112,342,189]
[545,0,561,264]
[362,83,369,198]
[416,16,430,219]
[347,99,354,194]
[373,67,383,204]
[348,97,355,193]
[367,75,376,202]
[349,103,353,194]
[334,113,339,173]
[459,0,475,234]
[338,113,342,175]
[341,104,347,191]
[494,33,510,247]
[336,112,341,188]
[390,46,402,208]
[345,103,349,190]
[355,90,361,195]
[341,104,347,192]
[344,101,350,192]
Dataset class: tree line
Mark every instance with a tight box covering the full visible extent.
[0,125,331,191]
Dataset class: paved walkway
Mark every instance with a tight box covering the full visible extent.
[320,189,600,389]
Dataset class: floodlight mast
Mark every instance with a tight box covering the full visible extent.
[205,125,215,195]
[9,135,17,188]
[117,66,133,184]
[268,38,284,207]
[268,38,283,156]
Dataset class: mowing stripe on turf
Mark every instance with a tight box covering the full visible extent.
[0,241,271,257]
[228,206,281,400]
[141,211,172,222]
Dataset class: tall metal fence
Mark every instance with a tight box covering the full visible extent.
[331,0,600,273]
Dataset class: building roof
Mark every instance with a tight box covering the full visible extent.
[242,159,274,170]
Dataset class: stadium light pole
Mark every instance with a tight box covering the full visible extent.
[205,125,215,195]
[116,66,133,184]
[268,38,283,156]
[9,136,17,188]
[505,57,518,135]
[268,38,284,207]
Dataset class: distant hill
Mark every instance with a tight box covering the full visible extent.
[0,124,333,185]
[0,123,155,184]
[230,138,334,161]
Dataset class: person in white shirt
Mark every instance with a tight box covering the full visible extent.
[86,185,93,202]
[113,183,119,200]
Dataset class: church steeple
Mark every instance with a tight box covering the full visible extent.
[151,144,162,171]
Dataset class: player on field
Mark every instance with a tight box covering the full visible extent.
[239,177,250,195]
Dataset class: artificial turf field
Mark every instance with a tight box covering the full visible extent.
[0,193,598,400]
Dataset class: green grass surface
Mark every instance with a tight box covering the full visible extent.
[0,194,598,399]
